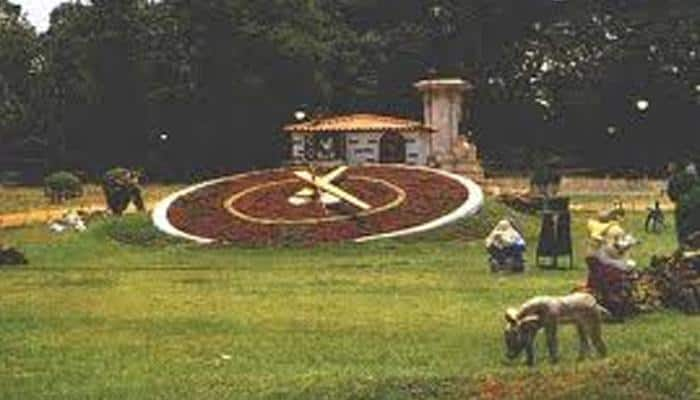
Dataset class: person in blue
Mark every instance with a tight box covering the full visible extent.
[486,219,527,272]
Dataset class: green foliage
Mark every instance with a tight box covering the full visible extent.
[478,2,700,170]
[0,1,39,139]
[102,214,181,247]
[530,163,561,186]
[2,0,700,174]
[667,171,699,203]
[529,162,562,197]
[103,167,133,185]
[676,183,700,243]
[43,171,83,202]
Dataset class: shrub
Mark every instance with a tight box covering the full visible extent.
[44,171,83,203]
[676,183,700,244]
[529,162,562,198]
[102,167,144,215]
[103,215,181,247]
[667,170,698,203]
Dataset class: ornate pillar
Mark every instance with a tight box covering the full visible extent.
[414,78,472,158]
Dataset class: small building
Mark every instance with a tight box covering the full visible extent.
[282,78,483,180]
[283,113,435,165]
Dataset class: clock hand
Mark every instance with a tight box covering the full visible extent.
[293,166,348,198]
[294,170,371,210]
[319,165,348,184]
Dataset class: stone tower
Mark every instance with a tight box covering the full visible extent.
[414,78,483,180]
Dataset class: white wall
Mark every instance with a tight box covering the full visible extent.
[403,132,430,165]
[346,132,381,165]
[291,131,430,165]
[290,133,306,162]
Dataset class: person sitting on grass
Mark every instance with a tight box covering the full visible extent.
[486,219,527,272]
[585,224,639,319]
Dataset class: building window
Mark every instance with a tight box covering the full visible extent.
[354,147,374,155]
[304,133,346,161]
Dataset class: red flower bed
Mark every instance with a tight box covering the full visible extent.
[167,166,469,245]
[232,177,399,221]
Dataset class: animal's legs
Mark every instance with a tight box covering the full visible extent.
[525,341,535,366]
[545,323,559,363]
[576,323,591,360]
[590,319,607,357]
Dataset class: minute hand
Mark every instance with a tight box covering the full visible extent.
[294,171,371,210]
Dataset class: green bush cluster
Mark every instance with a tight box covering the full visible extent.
[667,170,698,203]
[103,215,179,247]
[676,184,700,245]
[43,171,83,203]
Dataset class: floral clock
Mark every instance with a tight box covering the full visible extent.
[153,164,483,245]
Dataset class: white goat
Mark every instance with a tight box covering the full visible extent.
[504,292,609,366]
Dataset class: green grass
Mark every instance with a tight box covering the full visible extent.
[0,199,696,399]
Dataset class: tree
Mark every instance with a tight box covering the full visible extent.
[473,0,700,171]
[0,1,38,141]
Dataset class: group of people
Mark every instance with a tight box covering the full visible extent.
[484,203,643,317]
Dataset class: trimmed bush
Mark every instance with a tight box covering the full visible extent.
[102,168,145,215]
[676,183,700,244]
[44,171,83,203]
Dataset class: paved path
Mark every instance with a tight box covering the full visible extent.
[0,202,157,229]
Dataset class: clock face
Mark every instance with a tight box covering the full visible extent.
[154,165,483,245]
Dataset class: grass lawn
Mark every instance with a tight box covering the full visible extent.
[0,199,698,399]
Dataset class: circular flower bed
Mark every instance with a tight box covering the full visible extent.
[157,165,481,246]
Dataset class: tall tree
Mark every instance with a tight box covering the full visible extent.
[0,0,38,140]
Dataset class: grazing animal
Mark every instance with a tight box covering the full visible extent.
[504,292,609,366]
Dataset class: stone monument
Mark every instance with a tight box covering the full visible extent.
[414,78,483,180]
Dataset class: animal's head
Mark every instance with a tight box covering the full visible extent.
[503,308,540,360]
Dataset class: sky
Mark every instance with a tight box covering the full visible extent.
[15,0,69,32]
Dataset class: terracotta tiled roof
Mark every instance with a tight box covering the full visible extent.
[283,113,434,134]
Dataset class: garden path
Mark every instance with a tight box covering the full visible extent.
[0,202,157,228]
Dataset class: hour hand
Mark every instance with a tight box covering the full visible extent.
[293,170,371,210]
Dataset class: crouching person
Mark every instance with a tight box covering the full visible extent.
[504,292,609,366]
[486,219,526,272]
